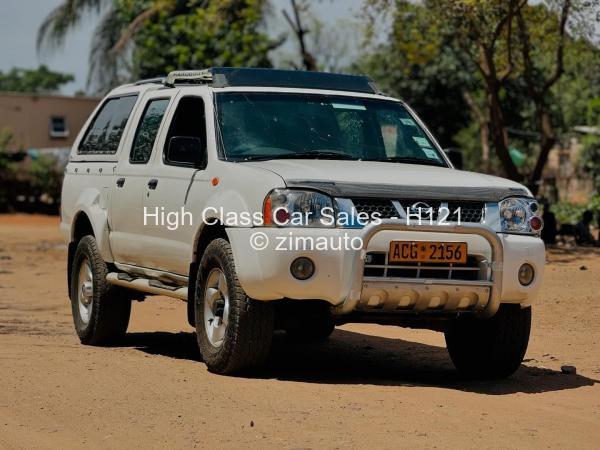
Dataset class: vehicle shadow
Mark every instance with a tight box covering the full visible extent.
[121,329,598,395]
[122,331,201,362]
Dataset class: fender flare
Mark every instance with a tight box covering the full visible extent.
[71,188,114,263]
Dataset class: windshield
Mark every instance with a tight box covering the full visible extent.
[215,92,447,166]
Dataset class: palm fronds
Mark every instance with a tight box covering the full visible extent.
[88,5,130,93]
[37,0,108,50]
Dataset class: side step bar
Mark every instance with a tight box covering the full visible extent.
[106,272,188,300]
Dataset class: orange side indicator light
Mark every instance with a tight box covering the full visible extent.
[263,196,272,225]
[211,177,220,186]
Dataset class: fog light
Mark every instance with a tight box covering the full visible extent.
[518,263,535,286]
[290,257,315,280]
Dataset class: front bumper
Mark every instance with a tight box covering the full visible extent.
[226,220,545,317]
[336,221,503,317]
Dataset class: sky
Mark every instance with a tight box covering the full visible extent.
[0,0,365,95]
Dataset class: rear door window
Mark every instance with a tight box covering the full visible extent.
[78,95,138,154]
[129,98,170,164]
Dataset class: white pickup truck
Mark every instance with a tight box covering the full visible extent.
[60,68,545,377]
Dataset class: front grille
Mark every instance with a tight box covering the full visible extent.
[447,201,484,223]
[349,198,485,223]
[404,200,441,221]
[364,252,485,281]
[352,198,398,219]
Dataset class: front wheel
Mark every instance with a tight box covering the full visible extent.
[195,239,274,374]
[444,305,531,379]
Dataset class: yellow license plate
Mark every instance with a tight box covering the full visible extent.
[388,241,468,264]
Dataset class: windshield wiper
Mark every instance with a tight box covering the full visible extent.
[238,151,358,162]
[365,156,446,167]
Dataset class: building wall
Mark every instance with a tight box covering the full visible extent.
[541,137,595,204]
[0,92,100,151]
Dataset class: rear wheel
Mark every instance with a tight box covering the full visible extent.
[445,305,531,379]
[70,235,131,345]
[195,239,274,374]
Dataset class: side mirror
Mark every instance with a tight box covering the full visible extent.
[444,147,463,170]
[166,136,206,168]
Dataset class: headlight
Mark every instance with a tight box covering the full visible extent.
[263,189,335,227]
[499,197,543,234]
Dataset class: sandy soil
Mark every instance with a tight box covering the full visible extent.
[0,214,599,449]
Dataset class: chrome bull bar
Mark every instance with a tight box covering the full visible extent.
[333,220,503,318]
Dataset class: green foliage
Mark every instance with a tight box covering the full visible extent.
[361,0,600,180]
[588,97,600,124]
[356,0,474,149]
[128,0,276,79]
[0,130,62,213]
[28,155,63,205]
[453,122,483,172]
[580,133,600,191]
[589,195,600,214]
[0,129,13,170]
[38,0,279,92]
[0,65,74,93]
[550,195,600,225]
[550,201,585,224]
[551,40,600,132]
[0,129,16,211]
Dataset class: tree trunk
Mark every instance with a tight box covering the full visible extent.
[283,0,317,71]
[481,122,491,174]
[529,107,557,195]
[462,91,491,173]
[477,45,520,181]
[486,81,521,181]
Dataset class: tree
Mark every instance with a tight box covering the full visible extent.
[38,0,177,91]
[0,129,63,214]
[364,0,600,190]
[579,97,600,192]
[278,0,360,73]
[282,0,317,71]
[514,1,575,191]
[129,0,278,80]
[38,0,278,92]
[357,1,476,151]
[580,134,600,191]
[0,65,74,93]
[28,154,64,212]
[0,130,16,212]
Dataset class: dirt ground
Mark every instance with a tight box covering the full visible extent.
[0,214,599,449]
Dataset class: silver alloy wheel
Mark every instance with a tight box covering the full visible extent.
[77,257,94,324]
[203,268,230,348]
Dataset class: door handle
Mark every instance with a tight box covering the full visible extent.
[148,179,158,190]
[116,178,125,188]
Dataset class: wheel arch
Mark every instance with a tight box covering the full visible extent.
[72,211,95,241]
[68,186,113,254]
[187,220,229,326]
[67,211,95,298]
[67,189,114,299]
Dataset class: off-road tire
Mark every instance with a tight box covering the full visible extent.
[70,235,131,345]
[445,304,531,379]
[195,238,274,374]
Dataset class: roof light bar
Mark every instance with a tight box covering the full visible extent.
[154,67,381,94]
[165,69,213,87]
